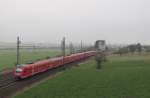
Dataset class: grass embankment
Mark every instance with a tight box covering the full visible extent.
[14,54,150,98]
[0,49,61,70]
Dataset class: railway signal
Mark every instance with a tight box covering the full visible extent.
[95,40,106,69]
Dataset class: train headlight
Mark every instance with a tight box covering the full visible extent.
[16,68,23,72]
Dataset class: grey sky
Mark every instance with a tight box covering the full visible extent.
[0,0,150,44]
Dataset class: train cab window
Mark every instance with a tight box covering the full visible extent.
[16,64,24,67]
[16,64,24,72]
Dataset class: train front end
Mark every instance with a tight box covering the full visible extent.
[13,65,25,80]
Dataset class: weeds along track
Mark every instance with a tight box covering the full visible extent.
[0,70,17,98]
[0,73,14,83]
[0,57,91,98]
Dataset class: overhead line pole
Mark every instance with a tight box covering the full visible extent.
[69,42,73,54]
[81,40,83,52]
[16,36,21,65]
[61,37,66,64]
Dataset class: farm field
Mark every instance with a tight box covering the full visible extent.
[0,49,61,70]
[14,53,150,98]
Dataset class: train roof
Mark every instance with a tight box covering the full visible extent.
[17,51,96,67]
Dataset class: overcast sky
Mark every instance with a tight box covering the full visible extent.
[0,0,150,45]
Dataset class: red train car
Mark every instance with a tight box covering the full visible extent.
[13,51,96,79]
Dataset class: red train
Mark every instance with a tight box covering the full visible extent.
[13,51,96,79]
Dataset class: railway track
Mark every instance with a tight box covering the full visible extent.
[0,70,13,81]
[0,70,14,88]
[0,81,16,90]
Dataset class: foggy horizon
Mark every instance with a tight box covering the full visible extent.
[0,0,150,45]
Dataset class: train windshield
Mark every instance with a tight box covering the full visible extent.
[16,64,24,72]
[16,64,24,66]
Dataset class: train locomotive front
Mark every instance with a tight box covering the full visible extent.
[14,64,33,79]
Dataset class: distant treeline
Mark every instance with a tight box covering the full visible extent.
[113,43,150,55]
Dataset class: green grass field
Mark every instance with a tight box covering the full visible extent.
[14,53,150,98]
[0,49,61,70]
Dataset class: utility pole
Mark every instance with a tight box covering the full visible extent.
[61,37,66,65]
[61,37,66,57]
[69,42,73,54]
[80,40,83,52]
[16,36,21,65]
[33,45,36,53]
